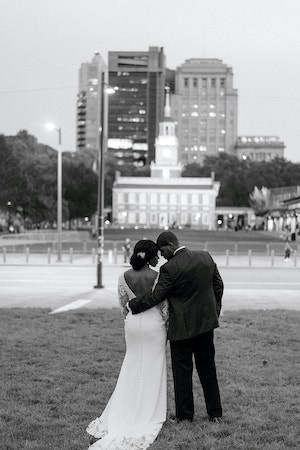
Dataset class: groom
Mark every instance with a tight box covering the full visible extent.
[128,231,223,423]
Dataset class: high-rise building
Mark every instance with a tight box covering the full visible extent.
[108,47,166,166]
[171,58,238,165]
[76,52,107,152]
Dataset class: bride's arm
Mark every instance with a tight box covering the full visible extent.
[118,275,129,318]
[152,276,169,327]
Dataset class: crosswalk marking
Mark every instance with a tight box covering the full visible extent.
[50,299,91,314]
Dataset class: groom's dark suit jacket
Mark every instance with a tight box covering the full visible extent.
[129,248,224,341]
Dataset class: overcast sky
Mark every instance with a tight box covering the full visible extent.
[0,0,299,161]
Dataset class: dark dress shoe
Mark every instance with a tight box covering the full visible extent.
[169,414,193,423]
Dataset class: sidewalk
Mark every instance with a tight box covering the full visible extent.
[0,256,299,312]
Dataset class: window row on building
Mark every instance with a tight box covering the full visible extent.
[183,77,226,89]
[116,211,210,227]
[116,191,211,205]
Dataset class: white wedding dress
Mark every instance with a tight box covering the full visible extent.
[86,273,168,450]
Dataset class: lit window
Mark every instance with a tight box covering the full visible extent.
[191,112,199,117]
[209,112,216,117]
[221,129,226,134]
[210,104,215,109]
[193,104,198,108]
[199,146,207,152]
[218,147,225,152]
[139,109,146,114]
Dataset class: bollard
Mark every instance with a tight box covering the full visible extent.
[108,249,113,264]
[271,249,275,266]
[234,242,238,256]
[248,249,252,267]
[113,247,118,264]
[92,248,96,264]
[294,250,297,267]
[25,246,30,264]
[226,249,229,266]
[3,247,6,264]
[69,248,73,264]
[47,247,51,264]
[266,243,270,256]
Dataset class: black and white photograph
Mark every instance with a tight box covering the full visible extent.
[0,0,299,448]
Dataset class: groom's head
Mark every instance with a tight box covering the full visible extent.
[157,231,180,260]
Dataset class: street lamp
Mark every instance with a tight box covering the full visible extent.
[46,123,62,262]
[94,73,116,288]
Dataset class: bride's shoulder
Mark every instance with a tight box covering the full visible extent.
[149,268,159,280]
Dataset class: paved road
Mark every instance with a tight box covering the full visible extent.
[1,258,299,312]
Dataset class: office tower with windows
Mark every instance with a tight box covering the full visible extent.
[108,47,166,166]
[171,59,238,165]
[76,52,107,152]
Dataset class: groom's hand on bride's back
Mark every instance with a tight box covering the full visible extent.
[128,296,146,314]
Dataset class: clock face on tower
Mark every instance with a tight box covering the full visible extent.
[162,148,171,158]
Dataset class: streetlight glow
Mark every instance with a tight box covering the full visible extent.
[46,122,58,131]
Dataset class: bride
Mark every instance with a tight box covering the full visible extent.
[86,239,168,449]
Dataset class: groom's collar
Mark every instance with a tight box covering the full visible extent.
[173,246,186,256]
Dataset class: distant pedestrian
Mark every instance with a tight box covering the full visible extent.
[122,238,131,263]
[284,239,291,261]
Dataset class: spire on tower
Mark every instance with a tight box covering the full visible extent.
[164,86,171,118]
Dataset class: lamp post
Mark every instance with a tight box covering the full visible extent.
[46,123,62,262]
[94,72,116,288]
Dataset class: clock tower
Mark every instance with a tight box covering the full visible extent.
[151,87,182,178]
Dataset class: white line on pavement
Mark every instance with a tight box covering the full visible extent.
[50,299,91,314]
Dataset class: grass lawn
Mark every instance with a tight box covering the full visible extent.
[1,308,299,449]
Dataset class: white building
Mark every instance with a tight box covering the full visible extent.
[112,88,220,230]
[235,136,285,161]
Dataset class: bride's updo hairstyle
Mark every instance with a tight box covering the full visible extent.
[130,239,158,271]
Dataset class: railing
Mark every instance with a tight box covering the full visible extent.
[0,240,299,255]
[0,240,299,267]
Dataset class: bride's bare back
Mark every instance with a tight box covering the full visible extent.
[124,267,157,298]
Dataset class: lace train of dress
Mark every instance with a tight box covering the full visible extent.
[86,275,167,449]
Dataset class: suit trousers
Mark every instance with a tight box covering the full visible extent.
[169,330,222,420]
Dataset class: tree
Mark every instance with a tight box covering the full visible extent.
[63,152,98,223]
[249,186,270,216]
[183,154,251,206]
[182,154,300,207]
[0,135,24,211]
